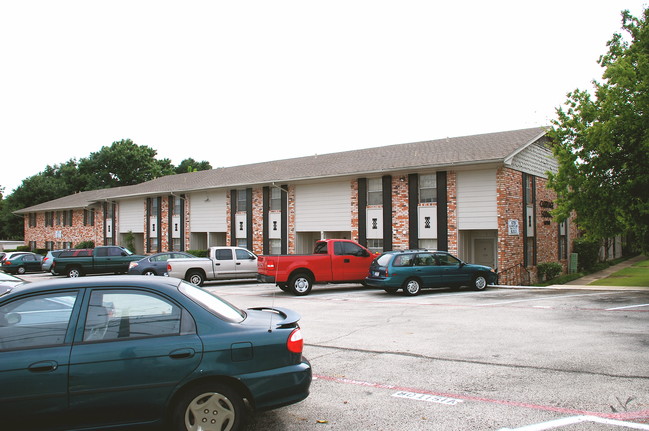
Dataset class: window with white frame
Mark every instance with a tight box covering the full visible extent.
[270,187,281,211]
[366,239,383,253]
[367,178,383,206]
[419,174,437,203]
[237,190,247,212]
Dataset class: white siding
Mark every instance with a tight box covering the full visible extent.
[189,191,227,232]
[295,181,351,231]
[366,208,383,239]
[119,198,145,233]
[418,206,437,239]
[508,140,558,178]
[457,169,497,230]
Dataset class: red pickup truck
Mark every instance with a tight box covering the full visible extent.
[257,239,377,295]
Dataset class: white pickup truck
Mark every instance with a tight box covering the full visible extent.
[166,246,258,286]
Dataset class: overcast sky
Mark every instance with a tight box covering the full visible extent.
[1,0,646,194]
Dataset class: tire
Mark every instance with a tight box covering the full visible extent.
[172,383,246,431]
[403,278,422,296]
[17,266,26,275]
[186,270,205,287]
[67,267,83,278]
[278,284,289,292]
[472,274,488,291]
[143,270,157,276]
[384,288,399,294]
[288,273,313,296]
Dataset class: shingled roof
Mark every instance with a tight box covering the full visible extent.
[15,127,547,213]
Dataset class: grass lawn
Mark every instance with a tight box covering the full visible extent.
[591,256,649,287]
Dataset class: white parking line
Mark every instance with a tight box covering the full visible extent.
[498,415,649,430]
[607,303,649,311]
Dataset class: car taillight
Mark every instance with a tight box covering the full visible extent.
[287,327,304,354]
[167,263,172,271]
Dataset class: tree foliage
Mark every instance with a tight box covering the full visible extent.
[0,140,212,240]
[548,8,649,253]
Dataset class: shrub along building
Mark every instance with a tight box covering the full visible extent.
[16,127,577,284]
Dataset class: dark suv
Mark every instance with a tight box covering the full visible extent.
[365,249,497,295]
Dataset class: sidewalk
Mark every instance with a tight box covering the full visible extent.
[552,254,648,290]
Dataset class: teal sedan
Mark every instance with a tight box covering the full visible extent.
[0,276,311,431]
[365,250,497,295]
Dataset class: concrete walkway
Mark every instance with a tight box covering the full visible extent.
[554,254,648,290]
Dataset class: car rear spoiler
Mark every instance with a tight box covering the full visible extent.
[248,306,301,328]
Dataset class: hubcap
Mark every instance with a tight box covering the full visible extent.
[406,280,419,294]
[185,392,235,431]
[294,277,309,293]
[475,276,486,289]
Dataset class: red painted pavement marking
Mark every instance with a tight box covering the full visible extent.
[313,374,649,421]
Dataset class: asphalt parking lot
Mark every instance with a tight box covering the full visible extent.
[17,274,649,430]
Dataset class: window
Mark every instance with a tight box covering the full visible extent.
[237,189,247,212]
[393,254,415,267]
[172,196,182,217]
[84,209,95,226]
[215,249,234,260]
[235,249,255,260]
[414,253,436,266]
[526,237,535,266]
[172,238,181,252]
[435,253,461,266]
[0,292,78,350]
[83,290,189,342]
[418,239,437,250]
[334,241,367,257]
[269,239,282,254]
[45,212,54,227]
[28,213,37,227]
[419,174,437,203]
[149,198,159,217]
[367,239,383,254]
[559,221,568,260]
[367,178,382,206]
[270,187,282,211]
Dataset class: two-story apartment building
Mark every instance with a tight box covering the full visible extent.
[16,127,577,284]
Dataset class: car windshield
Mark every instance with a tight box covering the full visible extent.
[179,281,245,322]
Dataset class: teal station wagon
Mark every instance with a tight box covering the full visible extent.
[0,276,311,431]
[365,250,497,295]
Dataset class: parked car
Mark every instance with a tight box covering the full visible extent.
[128,251,197,276]
[41,249,73,273]
[0,272,26,294]
[166,247,258,286]
[52,246,144,278]
[0,276,311,431]
[257,239,377,295]
[0,251,30,263]
[0,252,43,275]
[365,249,497,295]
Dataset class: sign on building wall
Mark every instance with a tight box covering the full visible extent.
[508,219,520,236]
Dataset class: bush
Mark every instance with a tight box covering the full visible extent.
[75,241,95,249]
[187,249,208,257]
[537,262,563,281]
[16,245,31,252]
[573,237,600,271]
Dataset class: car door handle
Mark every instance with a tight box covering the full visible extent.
[236,262,241,265]
[344,259,350,263]
[29,361,58,372]
[169,348,195,359]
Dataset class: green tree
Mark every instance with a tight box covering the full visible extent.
[548,8,649,253]
[174,158,212,174]
[78,139,176,189]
